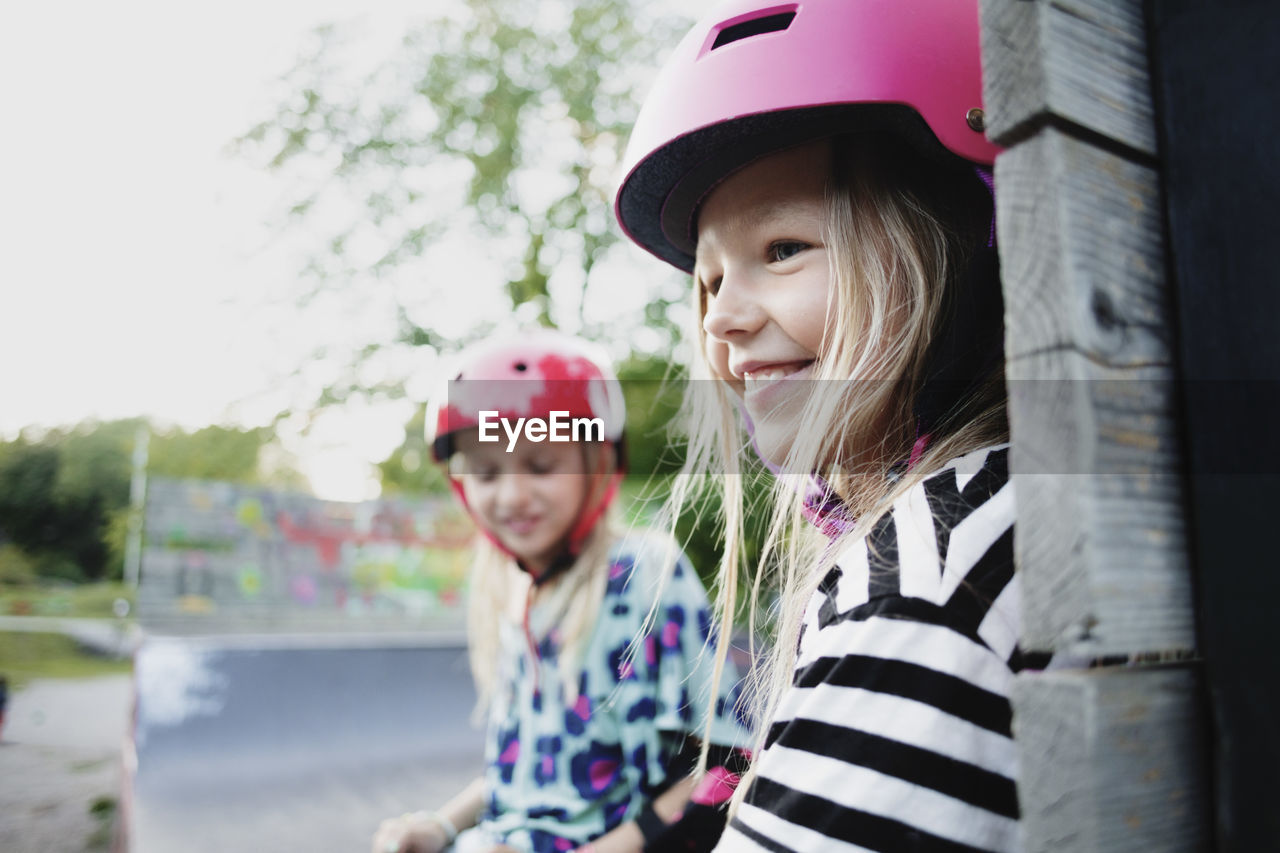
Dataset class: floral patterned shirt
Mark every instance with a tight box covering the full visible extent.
[477,534,750,853]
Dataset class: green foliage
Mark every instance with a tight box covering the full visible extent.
[236,0,692,406]
[148,424,273,483]
[0,581,134,619]
[0,631,132,691]
[34,554,87,584]
[641,462,778,606]
[377,404,451,495]
[236,2,782,613]
[0,420,298,583]
[617,352,686,479]
[63,581,135,618]
[0,434,117,582]
[615,355,773,596]
[0,545,37,586]
[0,443,60,550]
[102,507,133,580]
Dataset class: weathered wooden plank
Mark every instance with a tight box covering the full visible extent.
[997,125,1192,656]
[980,0,1156,155]
[995,127,1171,368]
[1007,350,1192,656]
[984,1,1210,846]
[1012,666,1209,852]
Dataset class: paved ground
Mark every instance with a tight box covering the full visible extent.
[127,635,483,853]
[0,623,484,853]
[0,675,132,853]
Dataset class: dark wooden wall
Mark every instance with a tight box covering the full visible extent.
[1147,1,1280,849]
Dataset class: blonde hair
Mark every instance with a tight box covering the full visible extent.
[460,442,621,716]
[668,134,1007,804]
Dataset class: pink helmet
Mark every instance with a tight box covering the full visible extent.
[615,0,999,272]
[428,329,627,571]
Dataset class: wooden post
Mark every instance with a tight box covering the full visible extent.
[997,129,1191,657]
[1011,668,1208,852]
[981,0,1156,155]
[980,0,1210,848]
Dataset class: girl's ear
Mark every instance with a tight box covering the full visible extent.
[579,441,611,478]
[594,441,617,477]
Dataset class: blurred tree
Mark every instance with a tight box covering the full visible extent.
[235,0,692,409]
[148,425,274,483]
[0,544,38,586]
[616,352,685,480]
[0,423,134,582]
[378,403,450,495]
[237,1,781,602]
[0,442,84,580]
[0,420,300,583]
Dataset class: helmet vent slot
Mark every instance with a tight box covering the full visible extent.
[711,10,796,50]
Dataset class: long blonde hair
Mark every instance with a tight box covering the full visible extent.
[667,134,1008,803]
[461,442,621,716]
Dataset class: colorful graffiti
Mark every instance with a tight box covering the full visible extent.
[140,478,475,627]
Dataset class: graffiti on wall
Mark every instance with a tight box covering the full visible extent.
[141,478,475,625]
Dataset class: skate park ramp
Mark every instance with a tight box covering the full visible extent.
[124,634,484,853]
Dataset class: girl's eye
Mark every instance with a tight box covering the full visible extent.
[768,241,808,263]
[699,274,722,297]
[527,458,556,475]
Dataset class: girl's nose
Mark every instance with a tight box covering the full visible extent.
[495,473,531,509]
[702,273,765,342]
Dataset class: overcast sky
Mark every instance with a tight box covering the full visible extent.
[0,0,686,501]
[0,1,443,499]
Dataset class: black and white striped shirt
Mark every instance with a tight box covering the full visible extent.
[719,446,1027,852]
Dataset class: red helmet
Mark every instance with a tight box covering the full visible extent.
[428,329,627,573]
[615,0,998,272]
[430,329,625,462]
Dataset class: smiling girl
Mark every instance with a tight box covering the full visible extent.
[615,1,1027,851]
[372,330,750,853]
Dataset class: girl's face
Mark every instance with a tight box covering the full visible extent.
[453,432,591,574]
[695,139,835,465]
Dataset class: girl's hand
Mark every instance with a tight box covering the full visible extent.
[481,847,522,853]
[371,812,451,853]
[375,778,486,853]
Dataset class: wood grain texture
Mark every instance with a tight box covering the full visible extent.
[1012,666,1209,852]
[984,0,1210,842]
[1007,351,1192,656]
[980,0,1156,154]
[996,128,1171,368]
[996,128,1192,656]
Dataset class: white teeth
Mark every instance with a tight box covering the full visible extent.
[743,364,810,392]
[744,368,788,388]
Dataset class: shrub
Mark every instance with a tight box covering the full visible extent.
[0,545,37,586]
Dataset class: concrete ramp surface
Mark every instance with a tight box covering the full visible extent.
[125,636,483,853]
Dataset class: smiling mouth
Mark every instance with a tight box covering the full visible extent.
[503,517,542,535]
[742,361,815,396]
